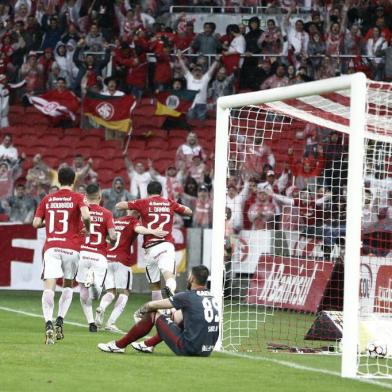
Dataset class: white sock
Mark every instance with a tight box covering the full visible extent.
[107,294,128,325]
[165,278,177,294]
[79,285,94,324]
[151,290,162,301]
[58,287,73,319]
[42,289,55,322]
[99,292,115,312]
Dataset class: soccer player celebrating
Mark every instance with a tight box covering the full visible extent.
[116,181,192,305]
[95,213,168,332]
[76,183,117,332]
[98,265,220,356]
[33,167,91,344]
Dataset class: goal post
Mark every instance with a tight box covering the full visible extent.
[210,72,390,378]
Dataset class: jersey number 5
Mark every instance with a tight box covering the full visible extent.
[85,223,102,246]
[202,297,220,323]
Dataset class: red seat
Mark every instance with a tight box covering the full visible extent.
[62,135,82,146]
[168,137,183,150]
[71,146,94,158]
[127,139,147,151]
[45,147,71,161]
[146,138,169,150]
[80,135,103,146]
[92,146,118,159]
[98,169,115,185]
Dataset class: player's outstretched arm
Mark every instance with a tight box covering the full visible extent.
[135,225,169,238]
[115,201,129,210]
[180,205,193,217]
[32,217,45,229]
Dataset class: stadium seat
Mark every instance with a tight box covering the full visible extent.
[92,146,119,160]
[46,147,72,161]
[62,135,83,146]
[127,139,147,151]
[97,169,115,187]
[146,138,169,150]
[168,137,184,150]
[62,128,83,137]
[79,135,102,146]
[71,146,94,158]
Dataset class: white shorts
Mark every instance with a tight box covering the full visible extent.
[144,242,176,284]
[76,251,108,288]
[42,248,79,280]
[105,262,133,291]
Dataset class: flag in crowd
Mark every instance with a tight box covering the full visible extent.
[155,90,197,117]
[30,90,80,121]
[83,91,136,132]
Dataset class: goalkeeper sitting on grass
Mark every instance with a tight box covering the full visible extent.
[98,265,220,356]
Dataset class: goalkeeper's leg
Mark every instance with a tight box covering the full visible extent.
[143,310,184,349]
[115,313,155,349]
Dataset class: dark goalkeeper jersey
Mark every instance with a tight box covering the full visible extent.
[170,288,220,356]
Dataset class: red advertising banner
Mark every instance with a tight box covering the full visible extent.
[246,256,335,313]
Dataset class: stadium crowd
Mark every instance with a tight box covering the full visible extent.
[0,0,389,109]
[0,0,390,259]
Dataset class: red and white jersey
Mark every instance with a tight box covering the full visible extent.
[127,195,187,248]
[35,189,87,252]
[80,204,115,256]
[106,216,140,266]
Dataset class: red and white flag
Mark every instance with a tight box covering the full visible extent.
[30,90,80,121]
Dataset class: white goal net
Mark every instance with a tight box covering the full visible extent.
[211,73,392,378]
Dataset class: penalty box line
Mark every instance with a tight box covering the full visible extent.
[1,305,392,390]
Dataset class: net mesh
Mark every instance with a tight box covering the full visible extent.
[221,80,392,377]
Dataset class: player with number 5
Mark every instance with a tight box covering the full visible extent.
[116,181,192,311]
[33,167,91,344]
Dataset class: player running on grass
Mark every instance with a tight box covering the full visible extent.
[33,166,91,344]
[95,213,168,332]
[98,265,220,356]
[116,181,192,308]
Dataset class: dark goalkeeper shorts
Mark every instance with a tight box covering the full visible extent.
[155,314,189,356]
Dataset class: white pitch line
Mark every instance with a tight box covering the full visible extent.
[0,306,88,328]
[1,305,392,389]
[222,351,392,390]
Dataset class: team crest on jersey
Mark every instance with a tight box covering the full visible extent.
[165,95,180,110]
[96,102,114,120]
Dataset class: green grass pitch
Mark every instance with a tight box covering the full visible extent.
[1,290,392,392]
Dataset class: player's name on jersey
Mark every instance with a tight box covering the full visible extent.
[90,215,104,222]
[196,290,212,296]
[148,206,170,213]
[46,202,74,209]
